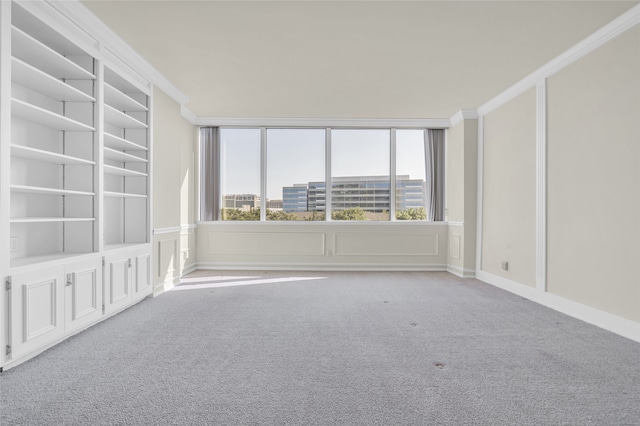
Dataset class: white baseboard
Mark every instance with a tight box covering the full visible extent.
[196,261,448,272]
[153,276,181,297]
[447,264,476,278]
[181,263,198,276]
[476,270,640,343]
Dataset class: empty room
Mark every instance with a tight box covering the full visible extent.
[0,0,639,424]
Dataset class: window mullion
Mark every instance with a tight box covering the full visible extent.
[325,128,332,221]
[260,127,267,221]
[390,128,397,221]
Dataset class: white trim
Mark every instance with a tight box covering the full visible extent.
[475,115,484,272]
[196,116,450,129]
[447,221,464,227]
[449,109,478,127]
[153,276,181,297]
[197,261,448,272]
[180,224,198,232]
[447,265,476,278]
[181,263,198,276]
[180,105,197,125]
[325,128,332,221]
[535,80,547,292]
[477,4,640,116]
[260,127,267,222]
[476,270,640,343]
[389,128,397,221]
[153,226,181,235]
[49,0,189,105]
[196,220,448,227]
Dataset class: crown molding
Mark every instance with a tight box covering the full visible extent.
[449,109,478,127]
[477,3,640,116]
[194,116,450,129]
[48,0,189,106]
[181,105,198,125]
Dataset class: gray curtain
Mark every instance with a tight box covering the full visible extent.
[200,127,220,221]
[426,129,445,221]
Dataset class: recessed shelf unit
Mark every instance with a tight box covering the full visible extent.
[102,65,150,248]
[9,4,97,266]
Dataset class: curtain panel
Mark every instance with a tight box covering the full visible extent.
[426,129,445,221]
[200,127,220,221]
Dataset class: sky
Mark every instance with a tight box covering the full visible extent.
[220,128,426,200]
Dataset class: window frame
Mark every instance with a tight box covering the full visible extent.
[202,125,444,223]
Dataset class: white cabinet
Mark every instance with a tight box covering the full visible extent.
[64,258,102,334]
[103,246,152,316]
[0,1,153,370]
[8,265,65,360]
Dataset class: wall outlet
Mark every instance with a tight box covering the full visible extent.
[10,237,18,253]
[501,261,509,271]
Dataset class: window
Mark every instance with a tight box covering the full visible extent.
[331,129,390,221]
[266,129,325,221]
[396,130,427,220]
[219,128,261,221]
[201,127,444,222]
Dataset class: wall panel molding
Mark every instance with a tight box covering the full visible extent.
[477,4,640,117]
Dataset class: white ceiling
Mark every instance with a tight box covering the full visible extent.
[81,0,637,119]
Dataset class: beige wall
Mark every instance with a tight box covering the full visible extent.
[481,88,536,287]
[152,88,197,290]
[547,27,640,322]
[446,119,477,276]
[446,121,464,223]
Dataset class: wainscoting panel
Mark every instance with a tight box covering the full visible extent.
[207,232,326,256]
[197,223,449,270]
[158,238,178,277]
[334,233,438,256]
[449,234,461,260]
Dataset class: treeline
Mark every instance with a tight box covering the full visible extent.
[221,207,426,221]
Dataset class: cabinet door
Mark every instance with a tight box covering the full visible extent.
[132,249,152,300]
[65,258,102,333]
[103,253,132,315]
[9,266,65,360]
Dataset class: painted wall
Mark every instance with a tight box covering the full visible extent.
[546,26,640,322]
[197,223,448,270]
[446,118,478,277]
[481,88,537,287]
[152,88,197,292]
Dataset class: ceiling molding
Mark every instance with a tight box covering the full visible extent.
[181,105,198,125]
[194,117,451,129]
[49,0,189,106]
[449,109,479,127]
[477,3,640,117]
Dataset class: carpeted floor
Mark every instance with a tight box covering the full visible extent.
[1,271,639,425]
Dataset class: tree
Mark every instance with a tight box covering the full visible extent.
[221,208,260,221]
[396,207,427,220]
[332,207,367,221]
[266,210,300,221]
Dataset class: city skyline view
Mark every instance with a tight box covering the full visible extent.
[220,128,428,202]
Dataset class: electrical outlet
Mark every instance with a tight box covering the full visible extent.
[501,261,509,271]
[10,237,18,253]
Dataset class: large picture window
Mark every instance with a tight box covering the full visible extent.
[200,127,444,222]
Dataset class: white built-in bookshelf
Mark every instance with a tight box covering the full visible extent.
[1,1,153,369]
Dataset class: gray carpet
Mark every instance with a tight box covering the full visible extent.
[1,271,639,425]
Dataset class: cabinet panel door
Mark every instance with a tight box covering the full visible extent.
[103,254,131,315]
[132,250,151,300]
[65,258,102,333]
[10,266,65,360]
